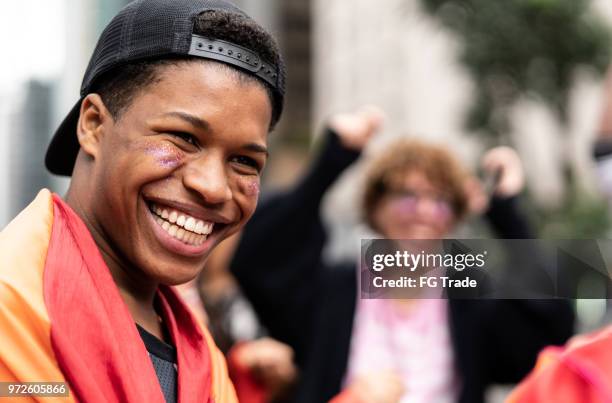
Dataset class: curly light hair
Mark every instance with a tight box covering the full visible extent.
[363,139,470,231]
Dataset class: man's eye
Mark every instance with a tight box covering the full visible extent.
[168,132,198,147]
[232,155,261,172]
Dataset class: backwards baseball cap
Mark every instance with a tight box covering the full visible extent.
[46,0,285,176]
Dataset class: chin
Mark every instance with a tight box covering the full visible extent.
[149,264,203,286]
[136,249,209,285]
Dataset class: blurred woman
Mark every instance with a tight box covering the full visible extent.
[343,139,555,403]
[229,107,574,403]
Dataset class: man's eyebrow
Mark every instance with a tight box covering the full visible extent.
[162,111,267,156]
[244,143,269,157]
[162,111,210,130]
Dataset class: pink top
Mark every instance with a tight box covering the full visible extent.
[345,298,458,403]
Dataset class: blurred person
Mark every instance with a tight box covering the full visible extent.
[227,337,297,403]
[229,107,575,403]
[197,234,266,354]
[0,1,286,402]
[177,234,298,403]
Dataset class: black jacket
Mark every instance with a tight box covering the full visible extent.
[231,131,575,403]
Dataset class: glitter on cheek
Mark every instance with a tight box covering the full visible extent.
[141,142,185,170]
[237,176,261,198]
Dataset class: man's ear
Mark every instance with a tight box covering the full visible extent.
[76,94,113,159]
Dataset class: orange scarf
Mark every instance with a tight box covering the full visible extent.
[0,190,237,402]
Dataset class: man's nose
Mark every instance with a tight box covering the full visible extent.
[182,153,232,205]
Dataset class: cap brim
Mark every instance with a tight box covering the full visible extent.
[45,98,83,176]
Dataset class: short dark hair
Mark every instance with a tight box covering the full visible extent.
[90,9,284,130]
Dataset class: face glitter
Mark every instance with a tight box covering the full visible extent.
[142,142,184,170]
[237,176,260,197]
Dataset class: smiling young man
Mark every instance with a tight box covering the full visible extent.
[0,1,284,402]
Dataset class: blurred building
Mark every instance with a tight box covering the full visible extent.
[0,94,11,227]
[8,81,54,217]
[0,0,137,226]
[313,0,612,237]
[236,0,312,141]
[236,0,313,189]
[314,0,483,262]
[50,0,133,195]
[8,0,612,225]
[313,0,473,148]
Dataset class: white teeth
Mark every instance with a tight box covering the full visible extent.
[185,217,196,232]
[169,211,178,223]
[150,202,216,245]
[169,225,178,237]
[194,220,204,234]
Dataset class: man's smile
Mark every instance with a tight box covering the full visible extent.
[149,202,214,246]
[142,196,232,257]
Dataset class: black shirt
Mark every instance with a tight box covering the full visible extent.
[137,324,177,403]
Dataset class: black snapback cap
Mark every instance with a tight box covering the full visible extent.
[46,0,285,176]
